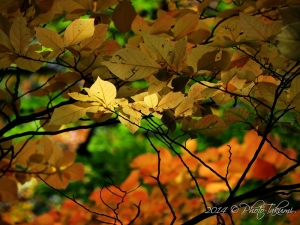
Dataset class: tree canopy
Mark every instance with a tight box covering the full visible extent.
[1,0,300,224]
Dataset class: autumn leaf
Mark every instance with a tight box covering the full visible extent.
[49,104,88,125]
[276,22,300,61]
[15,51,44,72]
[9,17,30,54]
[173,36,188,70]
[35,27,63,52]
[191,114,228,136]
[119,110,140,134]
[0,29,12,52]
[80,24,108,51]
[103,48,160,81]
[224,108,249,125]
[64,19,95,47]
[197,50,232,71]
[112,1,137,33]
[172,13,198,40]
[0,177,18,202]
[142,32,175,65]
[239,13,268,41]
[156,92,184,111]
[279,6,300,26]
[174,98,194,117]
[88,77,117,107]
[144,93,159,109]
[0,53,17,69]
[131,15,148,34]
[149,13,175,35]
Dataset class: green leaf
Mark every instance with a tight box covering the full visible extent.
[276,22,300,61]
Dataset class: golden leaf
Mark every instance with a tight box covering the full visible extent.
[80,24,108,51]
[9,17,30,54]
[142,32,174,65]
[35,27,63,51]
[89,77,116,107]
[64,18,95,47]
[173,13,198,40]
[157,92,184,110]
[15,51,44,72]
[103,48,160,81]
[144,93,159,109]
[49,104,88,125]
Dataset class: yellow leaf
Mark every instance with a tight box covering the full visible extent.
[103,48,160,81]
[89,77,116,107]
[192,114,228,136]
[148,74,167,94]
[119,110,140,134]
[157,92,184,110]
[240,13,268,41]
[173,13,198,40]
[173,36,187,70]
[80,24,108,51]
[9,17,30,54]
[15,51,44,72]
[174,97,194,117]
[131,15,148,34]
[64,18,95,47]
[49,104,88,125]
[144,93,158,108]
[35,27,63,51]
[149,13,175,35]
[142,32,174,65]
[68,92,98,102]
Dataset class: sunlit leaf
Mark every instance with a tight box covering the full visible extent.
[157,92,184,110]
[80,24,108,51]
[142,32,174,65]
[89,77,117,106]
[144,93,158,109]
[64,18,95,47]
[49,104,88,125]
